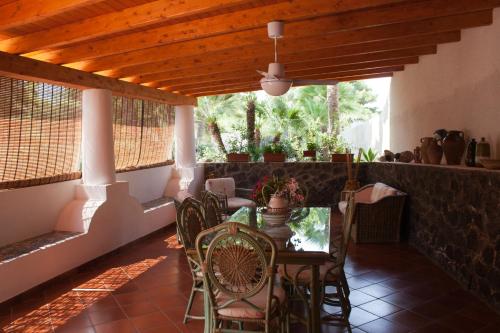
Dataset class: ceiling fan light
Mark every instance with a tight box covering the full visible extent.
[260,78,292,96]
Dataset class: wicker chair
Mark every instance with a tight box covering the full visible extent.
[205,177,256,213]
[280,193,356,332]
[338,183,407,243]
[177,197,208,324]
[196,222,288,333]
[201,190,225,228]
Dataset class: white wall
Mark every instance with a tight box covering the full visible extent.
[390,8,500,158]
[0,179,81,247]
[116,165,173,203]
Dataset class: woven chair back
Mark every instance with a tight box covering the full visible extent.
[196,222,277,318]
[202,191,224,228]
[178,197,207,250]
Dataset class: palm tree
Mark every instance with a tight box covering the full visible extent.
[327,84,339,136]
[244,94,256,147]
[196,95,238,154]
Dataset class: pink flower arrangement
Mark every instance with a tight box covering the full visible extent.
[251,175,306,207]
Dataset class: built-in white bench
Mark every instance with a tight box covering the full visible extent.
[142,196,174,213]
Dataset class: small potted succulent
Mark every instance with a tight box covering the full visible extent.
[263,142,286,162]
[303,142,318,161]
[226,137,250,162]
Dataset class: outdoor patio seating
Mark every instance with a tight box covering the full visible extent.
[205,177,256,213]
[338,182,407,243]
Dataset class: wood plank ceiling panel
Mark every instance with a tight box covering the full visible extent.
[0,0,498,97]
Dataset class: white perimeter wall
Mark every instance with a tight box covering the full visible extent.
[390,8,500,158]
[0,165,174,247]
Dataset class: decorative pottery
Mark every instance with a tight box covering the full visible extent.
[414,147,422,163]
[480,159,500,170]
[443,130,465,165]
[331,153,354,163]
[433,129,448,141]
[426,138,443,165]
[267,194,289,214]
[226,153,250,162]
[420,137,433,164]
[261,209,291,227]
[476,137,491,167]
[263,152,286,162]
[465,139,477,167]
[397,151,414,163]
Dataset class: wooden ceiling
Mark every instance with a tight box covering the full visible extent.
[1,0,499,98]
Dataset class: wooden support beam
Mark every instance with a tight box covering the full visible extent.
[161,57,418,90]
[111,31,459,80]
[178,66,404,95]
[0,0,257,54]
[0,52,196,105]
[63,10,490,73]
[0,0,101,30]
[26,0,412,63]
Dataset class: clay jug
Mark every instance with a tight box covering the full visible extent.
[427,139,443,165]
[443,130,466,165]
[420,137,433,164]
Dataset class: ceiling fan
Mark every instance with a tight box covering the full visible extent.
[258,21,338,96]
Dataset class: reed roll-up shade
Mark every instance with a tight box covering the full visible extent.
[113,96,174,172]
[0,76,82,189]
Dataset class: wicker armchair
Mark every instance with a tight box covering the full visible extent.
[177,197,208,324]
[201,190,225,228]
[196,222,288,333]
[338,182,407,243]
[205,177,256,213]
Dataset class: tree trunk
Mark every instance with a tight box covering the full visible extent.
[207,121,227,154]
[327,84,339,136]
[246,99,255,147]
[254,127,261,148]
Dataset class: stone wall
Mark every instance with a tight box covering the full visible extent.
[365,163,500,310]
[203,162,368,206]
[203,161,500,311]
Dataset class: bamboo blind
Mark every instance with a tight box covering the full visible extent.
[0,76,82,190]
[113,96,175,172]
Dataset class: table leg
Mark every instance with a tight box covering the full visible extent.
[310,264,321,333]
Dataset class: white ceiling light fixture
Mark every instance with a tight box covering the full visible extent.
[258,21,338,96]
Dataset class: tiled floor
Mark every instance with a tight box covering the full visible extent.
[1,223,499,333]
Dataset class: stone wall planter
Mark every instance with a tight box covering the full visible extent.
[263,153,286,162]
[332,153,353,163]
[303,150,316,161]
[226,153,250,162]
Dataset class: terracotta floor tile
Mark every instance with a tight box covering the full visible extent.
[358,317,408,333]
[88,306,126,326]
[413,322,458,333]
[121,300,157,318]
[94,319,136,333]
[380,291,426,310]
[347,307,379,327]
[131,311,175,331]
[346,290,376,307]
[411,300,456,320]
[383,309,430,330]
[55,326,96,333]
[357,284,396,298]
[355,270,393,284]
[438,312,487,333]
[358,299,402,317]
[113,291,149,306]
[346,276,373,290]
[141,323,181,333]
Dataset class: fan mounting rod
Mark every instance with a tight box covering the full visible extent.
[268,21,284,63]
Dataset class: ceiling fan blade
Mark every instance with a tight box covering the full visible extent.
[292,79,338,87]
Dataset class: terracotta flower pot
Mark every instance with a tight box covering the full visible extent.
[226,153,250,162]
[267,194,289,214]
[331,153,354,163]
[303,150,317,160]
[263,152,286,162]
[443,130,465,165]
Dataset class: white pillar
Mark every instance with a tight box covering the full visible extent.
[175,105,196,168]
[82,89,116,185]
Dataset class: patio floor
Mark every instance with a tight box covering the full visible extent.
[1,221,499,333]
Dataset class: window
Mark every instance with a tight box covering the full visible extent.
[0,76,82,189]
[113,96,174,172]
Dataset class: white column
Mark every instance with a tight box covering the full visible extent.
[175,104,196,168]
[82,89,116,185]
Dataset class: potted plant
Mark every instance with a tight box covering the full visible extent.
[263,142,286,162]
[303,142,318,160]
[321,135,353,162]
[226,137,250,162]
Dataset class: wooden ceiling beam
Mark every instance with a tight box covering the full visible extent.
[0,0,101,30]
[63,10,491,73]
[190,73,394,96]
[26,0,413,63]
[0,51,195,105]
[0,0,263,54]
[149,45,436,87]
[113,31,459,80]
[159,57,418,90]
[172,65,404,94]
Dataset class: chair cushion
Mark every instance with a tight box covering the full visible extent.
[338,201,347,215]
[279,261,339,283]
[370,183,397,202]
[205,178,236,198]
[216,285,285,319]
[227,197,257,210]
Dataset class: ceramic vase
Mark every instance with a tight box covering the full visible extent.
[443,130,465,165]
[427,138,443,165]
[267,195,289,214]
[420,137,433,164]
